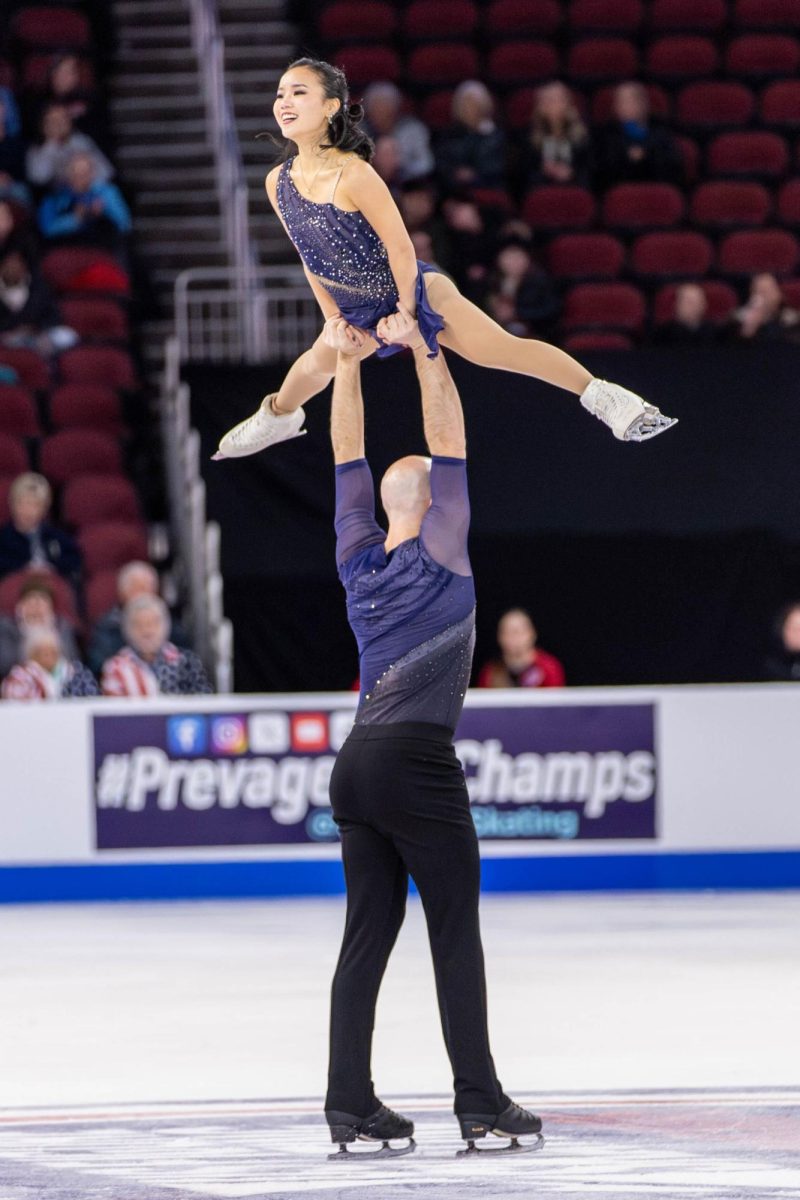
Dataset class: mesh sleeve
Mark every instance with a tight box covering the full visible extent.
[420,456,471,577]
[334,459,385,567]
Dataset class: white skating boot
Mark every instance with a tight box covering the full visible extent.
[580,379,677,442]
[212,393,306,459]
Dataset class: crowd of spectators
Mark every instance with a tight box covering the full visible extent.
[360,78,800,347]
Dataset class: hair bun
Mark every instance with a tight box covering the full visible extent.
[347,101,364,122]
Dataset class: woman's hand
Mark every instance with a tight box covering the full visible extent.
[322,315,368,355]
[376,302,423,348]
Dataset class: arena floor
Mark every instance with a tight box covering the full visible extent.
[1,892,798,1198]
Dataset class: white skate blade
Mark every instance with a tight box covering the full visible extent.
[214,397,306,459]
[623,411,679,442]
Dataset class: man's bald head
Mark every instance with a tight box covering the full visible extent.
[380,455,432,529]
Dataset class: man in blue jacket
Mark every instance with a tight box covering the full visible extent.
[38,150,130,259]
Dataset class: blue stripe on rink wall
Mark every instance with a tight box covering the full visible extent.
[1,850,799,903]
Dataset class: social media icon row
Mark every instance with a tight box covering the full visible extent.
[166,710,355,758]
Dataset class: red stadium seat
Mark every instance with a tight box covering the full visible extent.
[561,283,646,333]
[58,347,137,391]
[420,90,456,131]
[547,233,625,280]
[733,0,800,30]
[40,430,123,486]
[50,384,125,435]
[777,181,800,227]
[567,39,639,83]
[646,37,719,81]
[676,135,701,185]
[523,186,597,231]
[562,331,633,350]
[760,81,800,130]
[470,187,516,213]
[707,132,789,179]
[726,36,800,78]
[58,298,130,342]
[603,183,685,231]
[79,522,149,578]
[718,229,800,277]
[631,231,714,278]
[11,7,91,50]
[653,281,739,325]
[650,0,727,31]
[20,53,94,92]
[676,82,756,132]
[62,475,141,530]
[484,0,562,37]
[0,434,28,477]
[505,88,537,130]
[592,83,670,123]
[334,46,401,87]
[407,43,479,86]
[0,60,14,89]
[318,1,398,42]
[0,567,78,625]
[40,247,130,296]
[0,386,40,437]
[781,278,800,308]
[0,348,49,391]
[403,0,479,39]
[486,41,559,86]
[85,568,119,625]
[569,0,643,34]
[690,182,772,230]
[0,476,12,523]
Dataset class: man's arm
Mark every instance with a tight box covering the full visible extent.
[330,347,365,465]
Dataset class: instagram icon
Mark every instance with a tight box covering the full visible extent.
[210,715,248,756]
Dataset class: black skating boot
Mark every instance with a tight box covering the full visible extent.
[457,1100,545,1157]
[326,1102,416,1160]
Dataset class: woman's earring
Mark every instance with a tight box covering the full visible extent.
[328,114,334,127]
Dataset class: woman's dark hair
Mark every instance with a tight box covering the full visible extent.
[258,57,374,163]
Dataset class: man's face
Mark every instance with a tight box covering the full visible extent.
[17,591,54,625]
[30,637,60,673]
[11,492,48,533]
[68,154,95,193]
[0,252,28,288]
[782,610,800,654]
[498,613,536,659]
[614,84,647,123]
[366,93,399,134]
[675,285,707,325]
[128,608,166,658]
[43,106,71,142]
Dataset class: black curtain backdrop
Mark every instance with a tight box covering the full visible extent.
[188,344,800,692]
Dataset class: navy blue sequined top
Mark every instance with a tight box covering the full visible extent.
[276,158,445,358]
[335,457,475,731]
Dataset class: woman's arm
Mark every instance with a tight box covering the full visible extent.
[265,166,341,321]
[339,158,418,315]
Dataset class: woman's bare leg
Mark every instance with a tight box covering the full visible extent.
[424,272,592,396]
[272,328,379,413]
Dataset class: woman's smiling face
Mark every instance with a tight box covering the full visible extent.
[274,66,336,141]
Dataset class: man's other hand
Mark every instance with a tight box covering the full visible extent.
[376,302,423,348]
[323,316,368,355]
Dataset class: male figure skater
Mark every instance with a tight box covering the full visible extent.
[323,304,543,1159]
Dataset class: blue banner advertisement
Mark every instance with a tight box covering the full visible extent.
[93,702,657,849]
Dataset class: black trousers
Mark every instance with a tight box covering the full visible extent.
[325,722,506,1117]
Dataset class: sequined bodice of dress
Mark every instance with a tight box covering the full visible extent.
[276,157,398,310]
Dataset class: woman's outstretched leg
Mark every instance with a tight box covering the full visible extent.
[425,273,677,442]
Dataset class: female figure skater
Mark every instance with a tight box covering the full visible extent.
[215,58,676,459]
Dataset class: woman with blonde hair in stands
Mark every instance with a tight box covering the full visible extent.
[521,82,590,189]
[215,58,676,463]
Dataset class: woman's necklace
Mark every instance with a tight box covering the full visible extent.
[296,151,333,200]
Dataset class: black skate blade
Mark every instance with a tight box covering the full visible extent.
[328,1137,416,1162]
[456,1133,545,1158]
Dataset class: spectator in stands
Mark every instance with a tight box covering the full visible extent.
[730,273,800,343]
[371,135,403,199]
[362,81,435,185]
[764,602,800,682]
[595,82,681,189]
[101,595,212,696]
[478,608,565,688]
[26,103,112,189]
[44,53,100,141]
[88,560,189,677]
[440,194,501,300]
[38,151,131,258]
[518,82,591,190]
[0,103,25,184]
[0,577,79,678]
[654,283,717,346]
[0,200,37,263]
[436,81,507,192]
[0,473,82,583]
[1,625,98,700]
[486,237,560,338]
[0,248,75,355]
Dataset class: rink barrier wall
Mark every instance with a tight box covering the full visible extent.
[1,685,799,902]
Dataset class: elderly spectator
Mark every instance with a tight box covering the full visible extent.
[0,249,75,355]
[26,103,112,190]
[764,602,800,682]
[486,237,559,337]
[436,81,507,192]
[478,608,565,688]
[88,560,189,676]
[362,81,435,185]
[38,151,131,255]
[654,283,717,346]
[0,577,78,678]
[519,82,591,189]
[596,82,681,189]
[101,595,212,696]
[730,273,800,343]
[1,625,98,699]
[0,473,81,582]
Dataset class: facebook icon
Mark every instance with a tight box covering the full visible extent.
[167,716,208,756]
